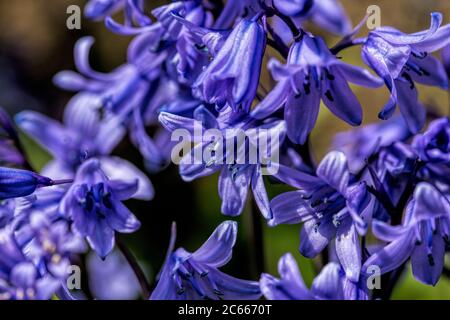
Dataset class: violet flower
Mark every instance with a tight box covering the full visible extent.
[60,159,142,258]
[159,105,286,218]
[260,253,367,300]
[362,12,450,133]
[363,182,450,286]
[251,33,382,144]
[269,151,371,282]
[0,230,60,300]
[193,18,266,113]
[412,117,449,165]
[151,221,261,300]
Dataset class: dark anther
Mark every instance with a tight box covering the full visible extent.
[427,254,435,267]
[402,72,415,89]
[303,83,311,95]
[324,90,334,102]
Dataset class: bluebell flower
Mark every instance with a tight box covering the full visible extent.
[274,0,351,36]
[87,250,141,300]
[23,213,86,279]
[60,159,142,258]
[251,34,382,144]
[151,221,261,300]
[85,0,125,20]
[269,151,371,282]
[362,12,450,133]
[0,167,55,200]
[363,182,450,286]
[0,230,61,300]
[260,253,368,300]
[412,117,449,165]
[193,18,266,113]
[0,200,14,229]
[16,94,153,201]
[159,105,286,218]
[333,115,411,172]
[85,0,151,27]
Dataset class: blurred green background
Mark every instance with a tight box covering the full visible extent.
[0,0,449,299]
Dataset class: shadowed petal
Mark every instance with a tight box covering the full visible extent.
[396,78,426,133]
[218,167,251,216]
[311,262,344,300]
[300,219,335,258]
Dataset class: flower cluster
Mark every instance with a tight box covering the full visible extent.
[0,0,449,300]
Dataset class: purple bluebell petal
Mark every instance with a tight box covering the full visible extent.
[335,218,361,282]
[109,180,139,201]
[317,151,350,195]
[53,71,90,91]
[15,111,70,159]
[412,183,450,222]
[372,220,408,242]
[74,37,118,81]
[218,167,251,216]
[285,84,321,145]
[413,24,450,53]
[99,156,154,201]
[273,164,323,190]
[251,166,272,219]
[443,44,450,78]
[310,0,352,36]
[207,268,261,300]
[396,78,426,133]
[192,221,237,268]
[411,226,445,286]
[300,219,335,258]
[9,262,37,288]
[376,13,442,45]
[107,201,141,233]
[276,253,311,297]
[273,0,313,17]
[311,262,344,300]
[251,80,290,120]
[179,142,222,181]
[322,69,363,127]
[159,111,203,136]
[269,191,314,226]
[86,218,115,259]
[363,230,415,275]
[407,55,448,89]
[334,62,383,88]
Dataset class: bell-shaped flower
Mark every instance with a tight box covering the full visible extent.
[193,18,266,113]
[362,12,450,133]
[269,151,371,282]
[412,117,449,165]
[363,182,450,286]
[0,167,55,200]
[151,221,261,300]
[260,253,368,300]
[60,159,142,258]
[252,34,382,144]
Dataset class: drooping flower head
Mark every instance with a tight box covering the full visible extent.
[252,33,382,144]
[0,230,61,300]
[269,151,371,282]
[151,221,261,300]
[193,18,266,113]
[60,159,142,258]
[363,183,450,286]
[362,12,450,133]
